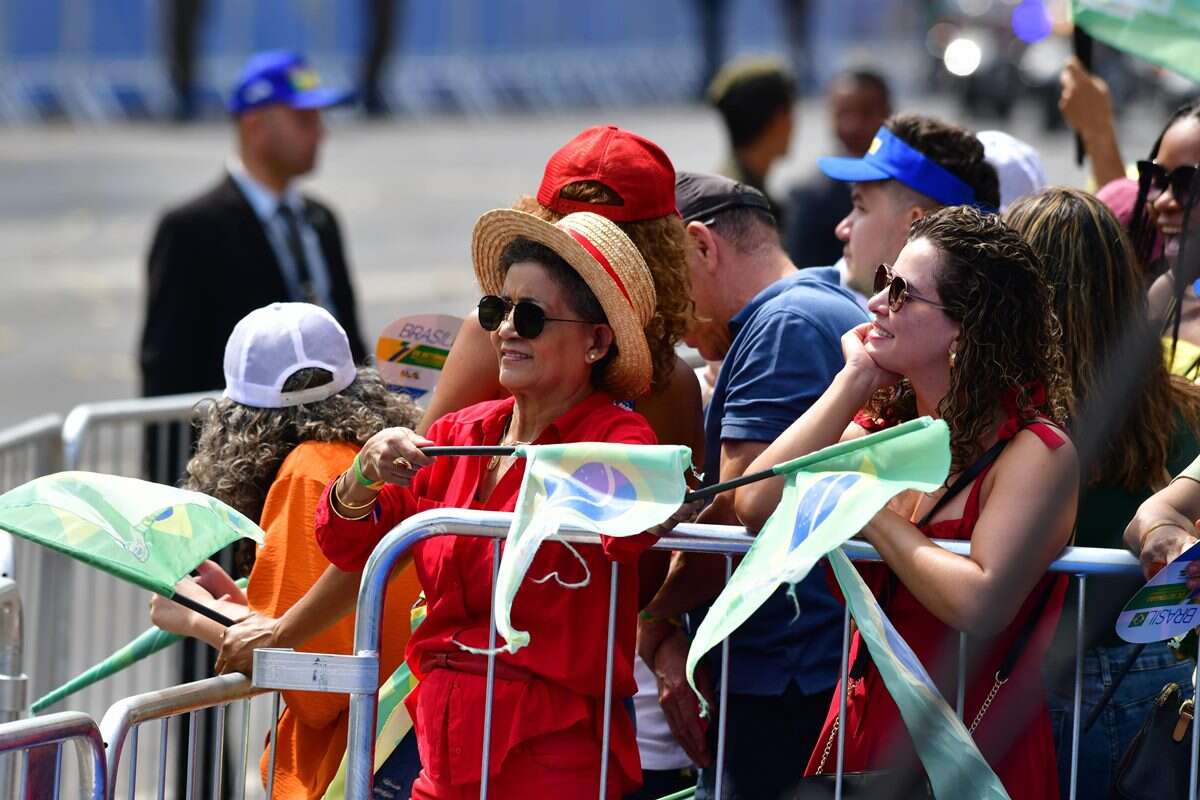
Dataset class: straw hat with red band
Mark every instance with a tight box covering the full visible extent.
[472,209,657,400]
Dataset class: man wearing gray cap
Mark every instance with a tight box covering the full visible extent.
[638,173,866,799]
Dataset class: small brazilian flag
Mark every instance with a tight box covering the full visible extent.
[0,471,263,597]
[686,418,950,708]
[486,442,692,654]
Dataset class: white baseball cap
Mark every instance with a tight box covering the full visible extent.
[223,302,356,408]
[979,130,1048,213]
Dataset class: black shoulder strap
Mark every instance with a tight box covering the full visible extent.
[849,437,1009,682]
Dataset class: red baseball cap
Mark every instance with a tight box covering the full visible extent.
[537,125,679,222]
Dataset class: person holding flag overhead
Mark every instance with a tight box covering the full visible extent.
[148,302,421,799]
[266,209,695,799]
[735,206,1077,798]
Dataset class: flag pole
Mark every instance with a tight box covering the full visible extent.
[170,593,237,627]
[421,446,515,457]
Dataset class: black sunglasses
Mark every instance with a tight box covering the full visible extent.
[1137,160,1199,205]
[477,295,599,339]
[874,264,947,312]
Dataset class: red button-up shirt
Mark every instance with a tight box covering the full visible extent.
[314,392,657,792]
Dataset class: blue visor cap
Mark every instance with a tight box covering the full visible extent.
[229,50,355,115]
[818,127,979,208]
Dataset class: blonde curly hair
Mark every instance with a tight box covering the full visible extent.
[512,180,693,389]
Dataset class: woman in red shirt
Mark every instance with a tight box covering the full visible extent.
[735,206,1078,798]
[313,209,692,799]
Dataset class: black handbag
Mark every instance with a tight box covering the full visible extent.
[1110,681,1196,800]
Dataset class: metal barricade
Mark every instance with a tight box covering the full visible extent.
[30,393,213,719]
[0,711,106,799]
[99,673,276,800]
[0,414,62,495]
[249,508,1199,800]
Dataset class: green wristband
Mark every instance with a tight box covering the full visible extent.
[352,453,384,490]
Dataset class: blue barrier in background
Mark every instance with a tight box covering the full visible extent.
[0,0,920,121]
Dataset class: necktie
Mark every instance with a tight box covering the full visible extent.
[276,204,317,304]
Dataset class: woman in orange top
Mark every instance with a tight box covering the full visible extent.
[149,301,421,799]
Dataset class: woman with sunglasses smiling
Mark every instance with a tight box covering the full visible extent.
[303,208,695,800]
[735,206,1076,798]
[1135,101,1200,370]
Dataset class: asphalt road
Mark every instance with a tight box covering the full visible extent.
[0,95,1162,429]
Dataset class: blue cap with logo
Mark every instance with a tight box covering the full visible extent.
[818,126,984,209]
[229,50,355,116]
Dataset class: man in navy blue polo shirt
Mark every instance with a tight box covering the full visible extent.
[640,117,1001,799]
[637,172,865,798]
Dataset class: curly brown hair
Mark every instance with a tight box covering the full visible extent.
[863,206,1070,474]
[1006,187,1200,491]
[886,114,1001,211]
[186,367,418,527]
[513,179,693,390]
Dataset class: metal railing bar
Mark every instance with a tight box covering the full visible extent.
[212,703,226,800]
[17,747,26,800]
[185,711,197,800]
[154,423,168,485]
[479,540,499,800]
[1069,576,1085,800]
[126,724,138,800]
[338,508,1145,797]
[835,604,850,800]
[597,563,618,800]
[235,697,251,800]
[51,742,62,799]
[156,719,168,800]
[713,555,732,800]
[99,673,260,798]
[61,393,212,470]
[0,712,106,800]
[1191,676,1199,800]
[266,692,281,799]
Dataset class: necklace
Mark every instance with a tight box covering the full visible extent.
[486,415,529,471]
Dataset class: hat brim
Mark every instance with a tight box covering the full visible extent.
[289,88,357,110]
[471,209,653,400]
[817,155,892,183]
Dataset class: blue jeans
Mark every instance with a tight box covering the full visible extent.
[1047,640,1194,800]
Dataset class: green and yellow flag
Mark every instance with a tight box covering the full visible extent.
[0,471,263,597]
[1073,1,1200,82]
[481,443,691,655]
[686,418,950,708]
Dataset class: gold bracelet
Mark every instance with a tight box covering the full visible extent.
[1142,520,1187,542]
[328,491,369,522]
[333,476,378,515]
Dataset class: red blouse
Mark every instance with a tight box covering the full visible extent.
[808,403,1069,799]
[314,392,658,792]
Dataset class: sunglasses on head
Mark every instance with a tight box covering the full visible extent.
[1137,160,1199,205]
[477,295,600,339]
[874,264,947,313]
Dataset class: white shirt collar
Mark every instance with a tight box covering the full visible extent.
[226,157,304,222]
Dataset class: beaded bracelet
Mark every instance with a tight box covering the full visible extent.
[638,610,682,627]
[352,453,385,491]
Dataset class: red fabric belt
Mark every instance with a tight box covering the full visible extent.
[420,651,534,683]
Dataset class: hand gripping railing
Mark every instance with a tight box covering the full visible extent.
[248,507,1181,800]
[100,673,267,800]
[0,711,106,799]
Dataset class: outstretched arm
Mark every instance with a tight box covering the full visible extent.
[1125,471,1200,588]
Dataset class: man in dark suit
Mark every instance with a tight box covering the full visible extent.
[140,49,366,406]
[138,52,368,797]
